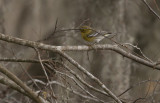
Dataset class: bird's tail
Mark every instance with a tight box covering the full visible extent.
[104,33,117,39]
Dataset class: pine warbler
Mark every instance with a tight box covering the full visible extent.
[80,26,116,44]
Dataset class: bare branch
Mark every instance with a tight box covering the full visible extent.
[0,76,26,96]
[0,33,159,70]
[61,62,109,96]
[57,50,122,103]
[0,65,48,103]
[34,48,57,102]
[123,43,152,62]
[143,0,160,20]
[55,70,106,103]
[33,79,106,103]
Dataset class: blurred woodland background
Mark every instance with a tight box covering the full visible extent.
[0,0,160,103]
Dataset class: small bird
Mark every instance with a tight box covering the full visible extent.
[80,26,116,44]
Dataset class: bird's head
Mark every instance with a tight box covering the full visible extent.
[79,26,92,34]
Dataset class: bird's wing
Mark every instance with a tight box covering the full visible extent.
[87,32,99,37]
[87,30,117,38]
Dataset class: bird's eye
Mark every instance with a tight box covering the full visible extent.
[80,29,85,32]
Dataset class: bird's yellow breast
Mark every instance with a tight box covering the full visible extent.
[80,26,96,42]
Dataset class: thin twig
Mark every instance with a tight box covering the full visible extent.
[118,79,160,97]
[143,0,160,20]
[10,49,41,90]
[123,43,152,62]
[55,70,106,103]
[153,0,160,11]
[34,48,57,102]
[53,18,58,34]
[61,62,109,96]
[57,50,122,103]
[33,79,106,103]
[0,58,41,63]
